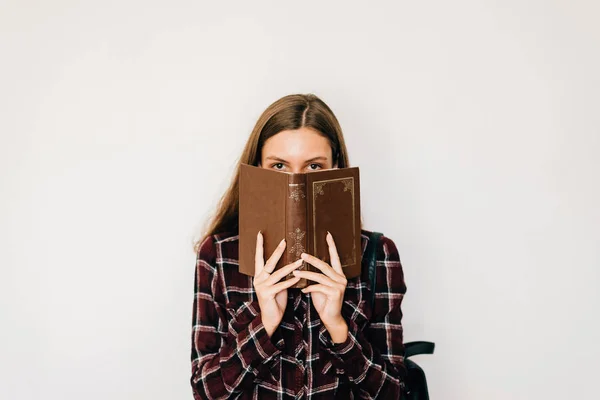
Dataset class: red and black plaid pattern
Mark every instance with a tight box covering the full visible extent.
[190,229,408,399]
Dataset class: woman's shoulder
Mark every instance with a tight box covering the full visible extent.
[194,230,252,306]
[359,229,405,297]
[195,230,240,264]
[359,228,402,262]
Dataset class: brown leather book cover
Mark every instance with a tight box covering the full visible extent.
[239,163,361,288]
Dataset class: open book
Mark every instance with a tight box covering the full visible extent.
[238,163,361,288]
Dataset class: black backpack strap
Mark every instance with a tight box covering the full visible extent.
[404,359,430,400]
[364,231,435,400]
[404,341,435,358]
[366,231,383,307]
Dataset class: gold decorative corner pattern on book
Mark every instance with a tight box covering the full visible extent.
[314,182,325,196]
[314,178,353,196]
[342,178,353,194]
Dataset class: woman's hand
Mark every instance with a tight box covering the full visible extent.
[254,231,303,337]
[292,231,349,343]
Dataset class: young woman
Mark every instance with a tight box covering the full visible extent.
[190,94,408,399]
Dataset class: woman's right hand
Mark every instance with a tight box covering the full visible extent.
[253,231,303,337]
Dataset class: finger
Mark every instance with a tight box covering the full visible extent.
[264,238,287,274]
[326,231,343,274]
[301,283,336,296]
[269,275,301,295]
[301,252,345,284]
[292,270,335,287]
[254,231,264,276]
[266,258,303,285]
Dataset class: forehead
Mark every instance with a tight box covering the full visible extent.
[262,128,331,160]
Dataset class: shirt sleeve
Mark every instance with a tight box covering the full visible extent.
[190,235,284,399]
[319,234,408,398]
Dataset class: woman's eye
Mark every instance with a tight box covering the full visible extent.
[271,163,322,171]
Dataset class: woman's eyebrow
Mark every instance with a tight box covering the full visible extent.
[265,156,328,163]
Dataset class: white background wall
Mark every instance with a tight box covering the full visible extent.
[1,1,599,399]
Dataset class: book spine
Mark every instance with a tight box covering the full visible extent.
[286,173,308,288]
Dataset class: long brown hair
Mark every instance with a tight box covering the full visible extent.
[193,93,360,253]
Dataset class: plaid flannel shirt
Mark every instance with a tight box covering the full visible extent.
[190,229,407,399]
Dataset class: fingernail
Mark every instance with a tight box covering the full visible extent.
[292,270,298,274]
[279,238,285,246]
[301,253,307,258]
[327,231,331,238]
[296,259,303,264]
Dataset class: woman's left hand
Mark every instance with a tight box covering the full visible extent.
[293,231,349,343]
